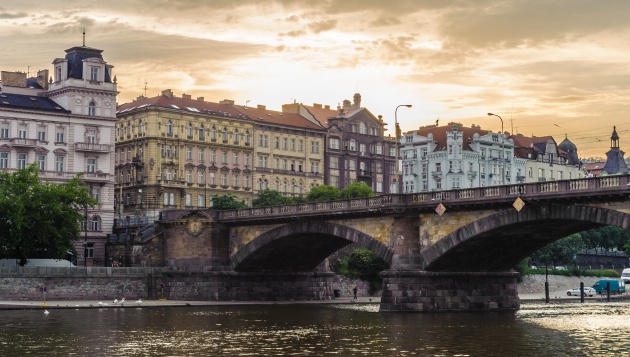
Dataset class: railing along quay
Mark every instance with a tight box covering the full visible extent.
[213,175,630,223]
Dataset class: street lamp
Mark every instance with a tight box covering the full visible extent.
[487,113,505,185]
[395,104,412,193]
[84,201,88,267]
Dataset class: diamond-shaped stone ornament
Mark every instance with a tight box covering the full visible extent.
[435,203,446,216]
[513,197,525,212]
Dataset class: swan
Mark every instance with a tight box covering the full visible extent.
[44,310,49,314]
[135,299,142,304]
[113,299,118,304]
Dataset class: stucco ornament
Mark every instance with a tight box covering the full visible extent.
[186,216,204,236]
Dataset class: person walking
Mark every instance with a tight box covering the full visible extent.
[353,286,358,299]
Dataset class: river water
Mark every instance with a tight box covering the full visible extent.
[1,301,629,356]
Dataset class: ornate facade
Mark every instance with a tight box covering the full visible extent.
[115,90,255,218]
[0,44,118,266]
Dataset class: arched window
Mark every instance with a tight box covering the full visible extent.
[275,180,279,190]
[90,215,101,231]
[138,121,144,135]
[199,124,205,140]
[234,129,239,143]
[88,101,96,116]
[282,181,287,193]
[222,127,228,142]
[211,126,217,141]
[359,122,367,134]
[187,123,193,138]
[166,120,173,135]
[298,182,303,194]
[245,130,250,145]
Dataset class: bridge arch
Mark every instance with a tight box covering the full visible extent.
[231,221,393,272]
[422,204,630,272]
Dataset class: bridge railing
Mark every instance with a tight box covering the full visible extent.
[217,175,630,220]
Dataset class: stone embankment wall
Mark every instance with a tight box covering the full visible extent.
[0,267,159,301]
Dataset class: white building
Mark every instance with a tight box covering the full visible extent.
[0,44,117,266]
[399,122,526,192]
[511,134,582,182]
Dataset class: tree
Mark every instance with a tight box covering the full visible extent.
[252,189,295,207]
[0,164,97,266]
[306,185,341,202]
[339,248,389,294]
[531,234,585,268]
[211,194,248,210]
[339,181,376,200]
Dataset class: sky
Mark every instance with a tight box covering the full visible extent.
[2,0,630,159]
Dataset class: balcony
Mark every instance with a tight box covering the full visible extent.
[83,171,110,183]
[75,142,112,152]
[11,138,37,148]
[516,175,526,182]
[358,169,372,177]
[432,171,443,179]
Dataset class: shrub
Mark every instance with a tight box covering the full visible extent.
[337,248,389,295]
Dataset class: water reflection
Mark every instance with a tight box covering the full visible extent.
[0,302,629,356]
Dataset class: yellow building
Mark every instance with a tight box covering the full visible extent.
[231,104,326,198]
[115,90,254,220]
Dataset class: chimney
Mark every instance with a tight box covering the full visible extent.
[313,103,322,109]
[342,99,352,110]
[353,93,361,109]
[257,104,266,110]
[162,89,173,98]
[1,71,27,87]
[37,69,49,90]
[182,93,191,99]
[325,105,330,110]
[197,97,204,101]
[282,103,300,114]
[219,99,234,105]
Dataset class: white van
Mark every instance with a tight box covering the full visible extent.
[621,268,630,283]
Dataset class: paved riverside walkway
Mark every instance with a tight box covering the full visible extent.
[0,296,380,310]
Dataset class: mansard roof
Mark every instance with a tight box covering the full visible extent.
[232,105,325,131]
[0,92,70,113]
[63,45,112,82]
[406,123,489,152]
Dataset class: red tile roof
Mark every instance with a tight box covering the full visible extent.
[232,105,325,131]
[407,123,489,152]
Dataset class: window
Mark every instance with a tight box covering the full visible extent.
[282,138,288,150]
[88,101,96,116]
[359,144,366,155]
[198,148,204,162]
[330,157,339,169]
[90,67,99,81]
[244,175,250,188]
[348,159,356,171]
[187,123,193,138]
[282,159,288,170]
[56,128,65,143]
[282,181,287,193]
[185,194,192,207]
[222,127,228,142]
[233,173,239,186]
[209,172,216,185]
[329,138,340,149]
[55,66,62,81]
[37,155,45,170]
[244,131,250,145]
[376,144,383,155]
[290,159,295,171]
[55,156,64,172]
[90,216,100,231]
[390,147,396,157]
[166,120,173,136]
[86,129,96,144]
[330,175,339,188]
[18,125,27,139]
[16,153,26,169]
[138,121,144,135]
[290,139,295,151]
[199,125,205,140]
[186,169,192,183]
[0,123,8,138]
[0,152,8,168]
[198,194,205,207]
[311,141,319,153]
[359,122,367,134]
[186,147,192,160]
[87,158,96,173]
[198,170,205,184]
[311,161,319,173]
[234,129,239,144]
[244,153,249,166]
[222,151,227,164]
[211,150,216,163]
[233,152,238,165]
[298,140,303,152]
[349,141,356,151]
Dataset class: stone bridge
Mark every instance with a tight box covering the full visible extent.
[126,175,630,312]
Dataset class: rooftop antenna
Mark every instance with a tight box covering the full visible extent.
[245,100,250,107]
[27,65,30,78]
[144,82,148,97]
[82,28,86,46]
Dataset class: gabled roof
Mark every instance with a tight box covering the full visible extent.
[232,105,325,131]
[406,123,489,152]
[116,94,246,119]
[0,92,69,113]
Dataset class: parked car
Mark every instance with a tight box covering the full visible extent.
[621,268,630,284]
[566,287,595,297]
[592,279,626,295]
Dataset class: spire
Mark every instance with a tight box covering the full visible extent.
[611,126,620,148]
[82,28,86,47]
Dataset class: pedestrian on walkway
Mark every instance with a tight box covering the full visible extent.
[353,286,358,299]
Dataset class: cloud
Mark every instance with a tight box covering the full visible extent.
[308,19,337,33]
[279,29,306,37]
[368,16,401,28]
[0,12,28,19]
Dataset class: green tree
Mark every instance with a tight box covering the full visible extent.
[306,185,340,202]
[339,181,376,199]
[211,194,248,210]
[339,248,389,294]
[532,234,585,268]
[252,189,295,207]
[0,164,97,266]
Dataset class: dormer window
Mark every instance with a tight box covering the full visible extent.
[90,67,99,81]
[55,66,62,82]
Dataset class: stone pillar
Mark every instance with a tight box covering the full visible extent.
[380,270,519,312]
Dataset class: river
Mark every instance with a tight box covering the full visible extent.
[1,301,629,356]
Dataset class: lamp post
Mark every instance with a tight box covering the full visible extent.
[395,104,412,193]
[487,113,505,186]
[84,201,88,267]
